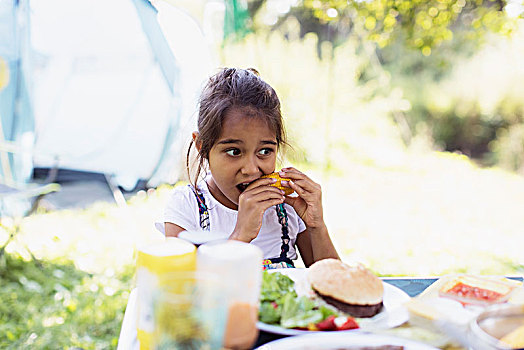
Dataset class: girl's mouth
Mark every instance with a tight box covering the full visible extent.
[236,183,250,192]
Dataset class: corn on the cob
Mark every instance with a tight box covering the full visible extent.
[261,172,294,195]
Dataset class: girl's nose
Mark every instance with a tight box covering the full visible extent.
[241,155,260,176]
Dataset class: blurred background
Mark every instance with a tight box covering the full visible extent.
[1,0,524,348]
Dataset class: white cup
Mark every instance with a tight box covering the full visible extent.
[197,240,263,349]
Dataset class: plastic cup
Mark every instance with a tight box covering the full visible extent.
[197,240,263,349]
[151,271,227,350]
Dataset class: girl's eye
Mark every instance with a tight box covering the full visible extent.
[258,148,274,156]
[225,148,241,156]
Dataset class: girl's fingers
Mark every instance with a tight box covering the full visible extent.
[280,174,316,194]
[241,193,285,213]
[251,190,285,201]
[249,198,285,218]
[244,184,285,197]
[260,197,286,209]
[241,187,285,204]
[279,168,312,185]
[248,191,284,203]
[284,179,309,197]
[279,168,304,179]
[246,177,278,190]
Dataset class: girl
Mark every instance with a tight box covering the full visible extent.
[164,67,339,268]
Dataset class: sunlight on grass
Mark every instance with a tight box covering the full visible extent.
[321,151,524,276]
[1,189,169,276]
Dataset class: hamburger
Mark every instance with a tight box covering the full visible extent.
[261,172,294,196]
[308,258,384,318]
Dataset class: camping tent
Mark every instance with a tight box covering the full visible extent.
[1,0,216,194]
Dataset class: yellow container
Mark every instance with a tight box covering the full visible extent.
[136,237,196,350]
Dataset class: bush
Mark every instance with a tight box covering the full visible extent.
[398,26,524,170]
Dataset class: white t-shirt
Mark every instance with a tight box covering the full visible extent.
[164,181,306,261]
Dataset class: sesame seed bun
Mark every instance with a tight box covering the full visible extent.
[308,259,384,315]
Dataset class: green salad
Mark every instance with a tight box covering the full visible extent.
[258,271,359,331]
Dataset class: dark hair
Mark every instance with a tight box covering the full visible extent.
[187,67,287,188]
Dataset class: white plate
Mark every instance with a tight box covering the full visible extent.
[255,331,439,350]
[258,268,410,336]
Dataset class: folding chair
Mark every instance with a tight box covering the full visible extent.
[0,141,60,260]
[1,16,61,258]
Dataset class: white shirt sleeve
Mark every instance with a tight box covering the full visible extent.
[164,186,200,232]
[297,216,306,234]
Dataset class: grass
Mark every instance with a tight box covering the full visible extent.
[0,251,133,349]
[319,151,524,276]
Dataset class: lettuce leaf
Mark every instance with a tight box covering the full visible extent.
[280,293,321,328]
[259,271,340,329]
[279,294,339,328]
[259,301,281,324]
[260,271,296,302]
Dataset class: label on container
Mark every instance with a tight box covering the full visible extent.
[136,238,196,350]
[137,267,158,334]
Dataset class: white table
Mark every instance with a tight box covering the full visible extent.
[117,288,139,350]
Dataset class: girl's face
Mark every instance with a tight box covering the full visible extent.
[204,107,278,210]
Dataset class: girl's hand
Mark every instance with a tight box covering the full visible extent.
[231,177,285,242]
[280,167,324,229]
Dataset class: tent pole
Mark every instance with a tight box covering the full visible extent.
[104,174,127,207]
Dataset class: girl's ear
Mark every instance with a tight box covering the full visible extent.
[192,131,202,152]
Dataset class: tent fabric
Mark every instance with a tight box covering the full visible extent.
[0,0,34,186]
[1,0,217,192]
[30,0,177,190]
[1,0,215,192]
[133,0,178,94]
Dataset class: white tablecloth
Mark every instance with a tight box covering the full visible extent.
[117,288,140,350]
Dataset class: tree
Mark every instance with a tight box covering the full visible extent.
[248,0,519,55]
[240,0,524,166]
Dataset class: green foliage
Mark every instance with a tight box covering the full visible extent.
[223,0,252,42]
[241,0,524,171]
[0,253,133,349]
[490,123,524,171]
[220,32,407,171]
[276,0,518,51]
[401,28,524,171]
